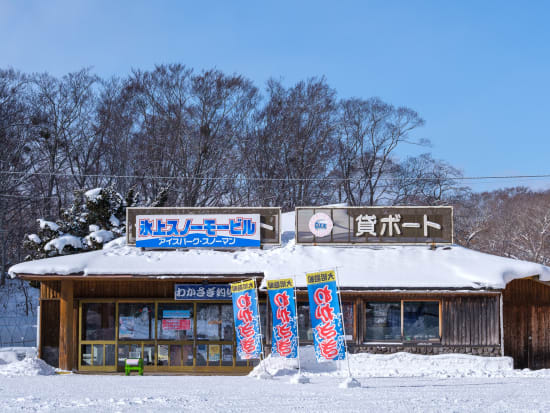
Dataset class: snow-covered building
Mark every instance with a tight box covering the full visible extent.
[9,206,550,373]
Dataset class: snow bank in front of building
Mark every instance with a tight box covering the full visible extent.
[251,346,523,379]
[0,347,57,377]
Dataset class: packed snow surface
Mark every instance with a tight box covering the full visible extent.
[1,347,550,412]
[10,212,550,289]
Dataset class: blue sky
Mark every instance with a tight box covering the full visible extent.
[1,1,549,192]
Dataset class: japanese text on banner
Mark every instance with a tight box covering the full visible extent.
[231,280,262,360]
[267,278,298,358]
[306,270,346,362]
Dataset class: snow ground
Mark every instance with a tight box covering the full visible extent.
[2,347,550,412]
[1,374,550,412]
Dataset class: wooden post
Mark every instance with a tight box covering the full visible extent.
[59,280,74,371]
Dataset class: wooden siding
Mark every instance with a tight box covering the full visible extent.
[341,292,500,347]
[503,279,550,369]
[41,281,61,300]
[74,279,255,299]
[441,296,500,346]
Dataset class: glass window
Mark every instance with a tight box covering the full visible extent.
[221,305,234,341]
[168,345,181,366]
[298,301,353,341]
[82,303,115,340]
[365,302,401,341]
[158,344,169,366]
[143,344,155,366]
[343,302,354,340]
[197,304,221,341]
[182,344,193,366]
[93,344,104,366]
[403,301,439,341]
[105,344,116,366]
[118,303,155,340]
[157,303,194,340]
[81,344,92,366]
[297,303,313,341]
[221,345,233,366]
[196,344,207,366]
[209,344,221,366]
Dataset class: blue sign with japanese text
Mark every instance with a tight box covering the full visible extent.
[231,279,262,360]
[306,270,346,362]
[174,284,232,300]
[267,278,298,358]
[136,214,261,248]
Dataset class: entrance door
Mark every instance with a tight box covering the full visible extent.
[529,305,550,370]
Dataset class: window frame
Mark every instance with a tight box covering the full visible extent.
[363,299,442,344]
[295,300,356,343]
[78,298,260,372]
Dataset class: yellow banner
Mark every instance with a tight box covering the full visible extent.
[306,270,336,285]
[230,279,256,293]
[266,278,294,290]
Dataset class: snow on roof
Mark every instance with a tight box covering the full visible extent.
[9,212,550,290]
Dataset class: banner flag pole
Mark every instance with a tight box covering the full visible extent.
[335,267,360,388]
[254,277,269,375]
[293,273,303,376]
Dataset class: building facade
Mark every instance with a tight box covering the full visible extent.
[10,206,550,373]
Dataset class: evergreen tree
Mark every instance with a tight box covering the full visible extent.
[23,186,139,260]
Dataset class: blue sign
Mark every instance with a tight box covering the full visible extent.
[306,270,346,362]
[174,284,231,300]
[267,278,298,358]
[136,214,261,248]
[231,280,262,360]
[163,310,191,319]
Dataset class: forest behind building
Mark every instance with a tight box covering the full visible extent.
[1,64,549,285]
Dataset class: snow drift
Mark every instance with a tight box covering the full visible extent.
[250,346,528,379]
[0,347,57,377]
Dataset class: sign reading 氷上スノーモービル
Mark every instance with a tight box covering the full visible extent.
[126,207,281,247]
[296,206,453,245]
[136,214,260,248]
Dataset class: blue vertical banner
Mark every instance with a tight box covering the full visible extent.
[306,270,346,362]
[267,278,298,358]
[231,279,262,360]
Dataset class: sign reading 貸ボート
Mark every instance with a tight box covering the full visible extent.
[267,278,298,358]
[306,270,346,362]
[296,206,453,245]
[231,279,262,360]
[174,284,231,300]
[136,214,260,248]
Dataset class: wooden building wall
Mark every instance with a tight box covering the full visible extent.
[503,278,550,369]
[340,292,501,348]
[441,296,500,347]
[39,279,504,371]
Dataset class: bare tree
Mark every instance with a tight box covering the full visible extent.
[336,97,426,206]
[240,77,337,209]
[390,153,470,205]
